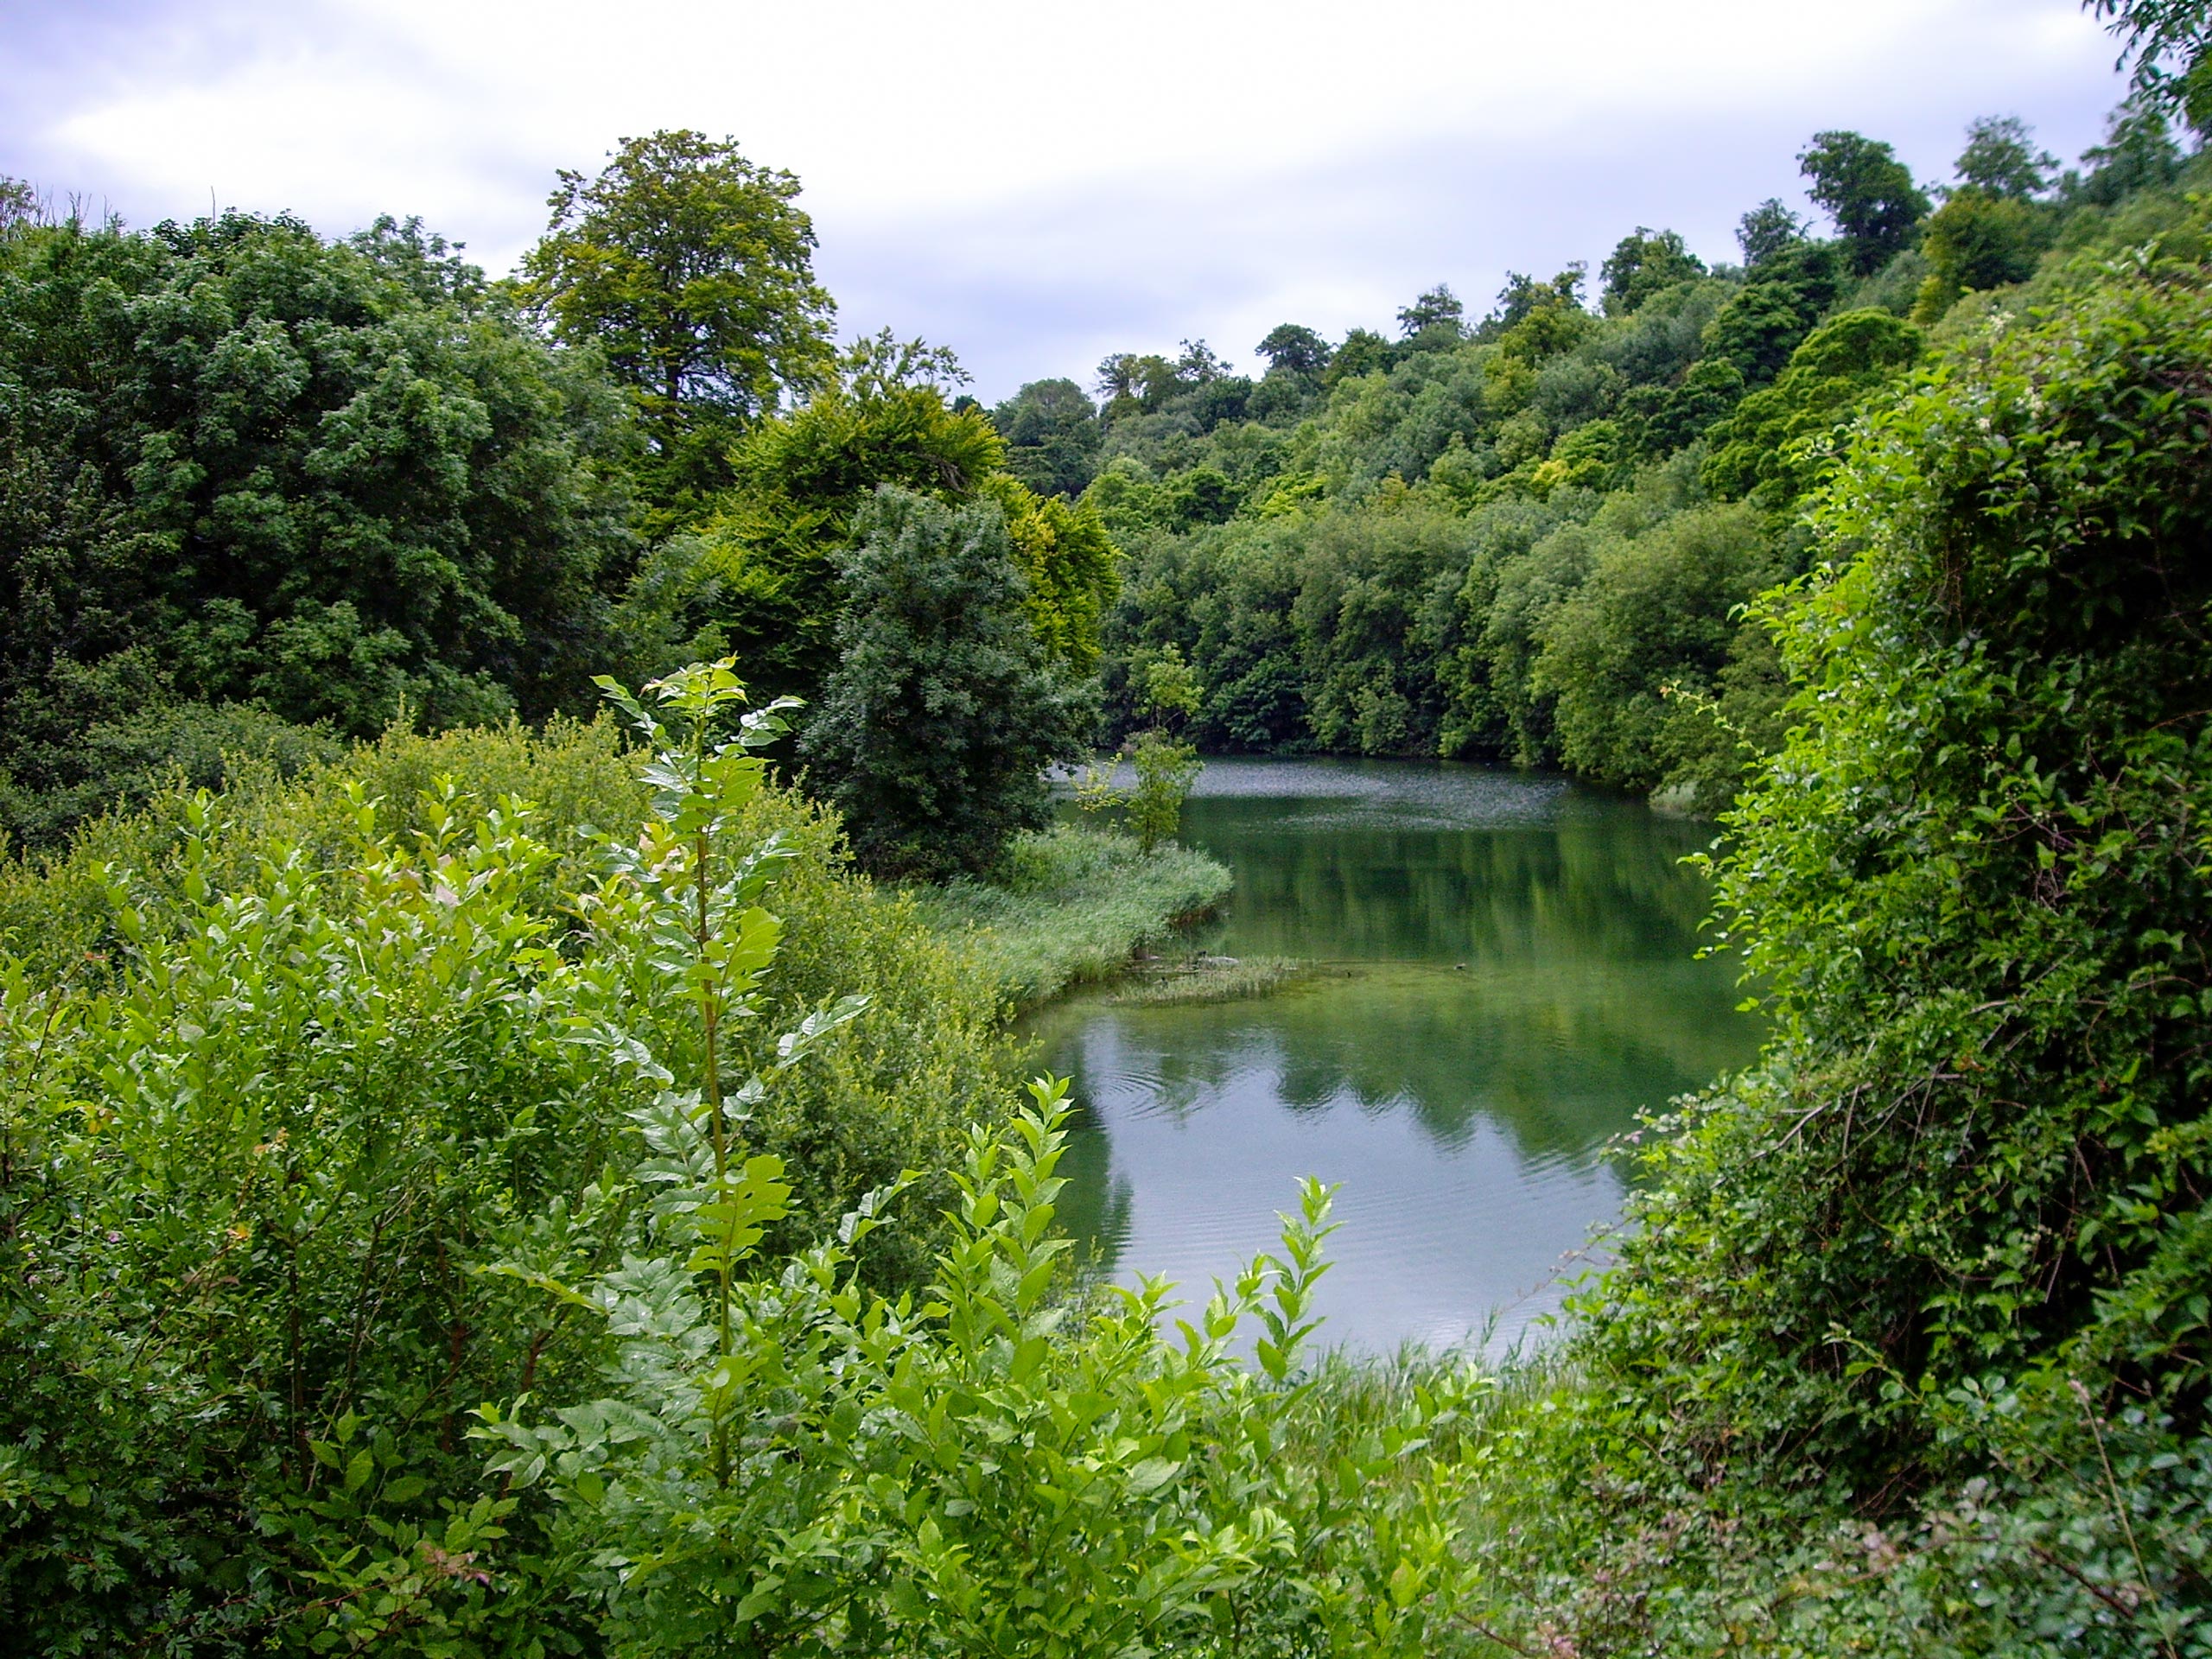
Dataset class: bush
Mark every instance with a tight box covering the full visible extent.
[1487,258,2212,1656]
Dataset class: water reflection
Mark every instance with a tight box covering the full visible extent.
[1028,760,1763,1352]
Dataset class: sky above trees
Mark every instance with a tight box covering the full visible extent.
[3,0,2134,399]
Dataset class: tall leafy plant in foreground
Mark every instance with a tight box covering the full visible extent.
[482,665,1494,1656]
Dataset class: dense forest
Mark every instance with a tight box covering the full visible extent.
[990,100,2202,808]
[5,0,2212,1652]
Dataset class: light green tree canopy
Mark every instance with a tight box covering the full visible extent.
[518,130,836,518]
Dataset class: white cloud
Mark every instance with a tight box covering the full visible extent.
[3,0,2134,398]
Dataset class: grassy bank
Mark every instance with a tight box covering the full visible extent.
[911,823,1231,1006]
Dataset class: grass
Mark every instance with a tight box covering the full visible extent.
[912,823,1231,1007]
[1109,953,1310,1007]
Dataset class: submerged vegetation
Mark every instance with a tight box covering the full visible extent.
[1109,952,1311,1007]
[5,1,2212,1650]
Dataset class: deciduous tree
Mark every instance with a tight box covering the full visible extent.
[518,130,836,521]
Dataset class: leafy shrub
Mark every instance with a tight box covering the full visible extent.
[1480,257,2212,1656]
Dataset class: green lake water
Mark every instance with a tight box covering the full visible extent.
[1025,758,1764,1352]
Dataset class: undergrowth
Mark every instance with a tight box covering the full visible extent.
[911,822,1231,1005]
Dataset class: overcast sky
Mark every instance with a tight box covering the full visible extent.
[3,0,2139,402]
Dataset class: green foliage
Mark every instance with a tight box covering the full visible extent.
[1800,129,1933,273]
[518,130,836,519]
[1255,323,1333,377]
[802,488,1095,880]
[2092,0,2212,130]
[1954,113,2061,199]
[2074,100,2188,206]
[0,211,632,840]
[1738,196,1809,267]
[671,335,1118,710]
[1703,308,1923,503]
[1497,260,2212,1656]
[911,823,1231,1006]
[1533,500,1782,798]
[1701,238,1848,383]
[1599,226,1707,316]
[1083,107,2195,810]
[689,333,1004,699]
[1915,189,2057,319]
[0,699,343,846]
[1081,645,1206,852]
[0,679,1015,1652]
[483,1084,1498,1658]
[990,376,1103,497]
[1397,283,1467,342]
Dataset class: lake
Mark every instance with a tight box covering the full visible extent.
[1025,758,1764,1353]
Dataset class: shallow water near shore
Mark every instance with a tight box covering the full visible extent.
[1025,758,1764,1353]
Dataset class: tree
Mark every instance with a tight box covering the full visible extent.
[1255,322,1332,376]
[1079,645,1203,852]
[518,130,836,520]
[664,333,1001,700]
[1797,129,1931,274]
[1703,308,1923,503]
[990,377,1101,498]
[0,175,39,236]
[1094,351,1142,404]
[2074,99,2184,204]
[1324,327,1396,385]
[1175,338,1231,383]
[1477,268,1587,340]
[662,334,1116,709]
[1913,190,2051,318]
[0,210,630,836]
[1599,227,1707,316]
[1397,283,1465,340]
[2089,0,2212,130]
[1533,501,1779,794]
[801,487,1093,879]
[1700,239,1847,385]
[1735,197,1807,268]
[1951,113,2058,199]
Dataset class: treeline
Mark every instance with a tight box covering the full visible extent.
[990,105,2202,805]
[0,143,1114,877]
[4,100,2196,871]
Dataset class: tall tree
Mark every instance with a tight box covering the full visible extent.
[2074,99,2184,203]
[802,487,1093,879]
[1797,130,1931,274]
[1735,197,1807,268]
[1951,114,2058,199]
[990,378,1101,498]
[518,130,836,523]
[0,210,629,836]
[1254,323,1332,376]
[1599,226,1706,316]
[1397,283,1466,340]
